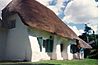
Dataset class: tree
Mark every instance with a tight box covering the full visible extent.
[84,24,92,34]
[79,24,98,59]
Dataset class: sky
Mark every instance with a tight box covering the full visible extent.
[0,0,98,35]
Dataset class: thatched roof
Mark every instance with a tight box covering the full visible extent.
[2,0,92,48]
[78,38,92,48]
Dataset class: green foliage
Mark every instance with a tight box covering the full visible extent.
[79,24,98,59]
[84,24,92,34]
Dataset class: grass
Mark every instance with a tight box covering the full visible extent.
[37,59,98,65]
[0,59,98,65]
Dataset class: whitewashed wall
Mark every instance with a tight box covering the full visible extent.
[0,28,8,60]
[28,28,52,39]
[51,35,75,60]
[28,28,74,61]
[67,44,73,60]
[28,27,77,61]
[51,35,63,60]
[28,28,52,62]
[5,14,32,61]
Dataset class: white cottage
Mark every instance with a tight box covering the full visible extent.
[0,0,92,62]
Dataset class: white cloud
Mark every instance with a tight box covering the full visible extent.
[64,0,98,23]
[36,0,49,6]
[48,6,59,15]
[56,0,64,9]
[68,25,83,36]
[87,22,98,34]
[79,29,85,34]
[63,0,98,34]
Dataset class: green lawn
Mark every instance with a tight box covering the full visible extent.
[0,59,98,65]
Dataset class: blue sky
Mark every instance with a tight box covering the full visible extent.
[0,0,98,35]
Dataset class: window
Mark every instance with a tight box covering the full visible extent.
[43,38,53,52]
[3,20,16,29]
[37,37,43,52]
[60,44,64,52]
[46,39,53,52]
[37,36,54,53]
